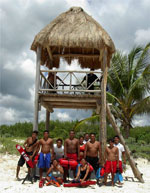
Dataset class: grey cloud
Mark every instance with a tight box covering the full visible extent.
[87,0,150,51]
[1,67,34,99]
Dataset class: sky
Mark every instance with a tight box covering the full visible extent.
[0,0,150,126]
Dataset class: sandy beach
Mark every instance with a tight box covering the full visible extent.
[0,153,150,193]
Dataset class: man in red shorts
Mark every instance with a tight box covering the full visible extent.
[64,130,80,181]
[104,139,119,186]
[114,136,126,175]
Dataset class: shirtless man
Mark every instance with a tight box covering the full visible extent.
[64,130,80,161]
[64,130,80,181]
[16,131,38,180]
[84,133,101,173]
[104,139,119,186]
[37,130,54,181]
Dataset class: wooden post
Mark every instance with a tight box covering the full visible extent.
[33,46,41,131]
[45,110,50,131]
[106,104,144,183]
[100,47,108,164]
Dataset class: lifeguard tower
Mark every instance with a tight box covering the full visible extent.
[31,7,144,183]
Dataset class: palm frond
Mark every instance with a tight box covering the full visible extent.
[130,96,150,116]
[73,115,99,132]
[131,43,150,84]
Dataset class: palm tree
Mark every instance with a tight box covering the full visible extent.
[107,43,150,138]
[74,43,150,138]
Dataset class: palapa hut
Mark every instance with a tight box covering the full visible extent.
[31,6,115,69]
[31,7,144,182]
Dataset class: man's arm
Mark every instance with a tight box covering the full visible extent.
[30,141,39,160]
[98,142,102,164]
[116,148,119,168]
[64,140,67,158]
[77,140,80,160]
[51,139,54,160]
[23,138,29,150]
[122,151,126,164]
[84,143,88,159]
[47,166,53,176]
[75,166,81,180]
[57,165,64,174]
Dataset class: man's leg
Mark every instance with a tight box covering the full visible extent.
[104,173,108,185]
[39,168,43,181]
[111,173,115,186]
[63,167,68,182]
[16,165,20,178]
[16,155,25,179]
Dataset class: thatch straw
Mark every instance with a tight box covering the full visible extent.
[31,7,115,69]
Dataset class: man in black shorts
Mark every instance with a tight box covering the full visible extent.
[84,133,101,173]
[16,131,38,180]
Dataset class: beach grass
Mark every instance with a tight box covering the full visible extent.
[0,137,25,155]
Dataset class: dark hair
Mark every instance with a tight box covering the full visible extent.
[32,131,38,135]
[114,135,120,139]
[84,133,89,136]
[52,159,58,163]
[56,138,63,143]
[79,136,84,140]
[108,138,114,143]
[70,130,75,134]
[90,133,95,136]
[43,130,49,134]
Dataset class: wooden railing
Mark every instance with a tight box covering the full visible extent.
[39,70,102,95]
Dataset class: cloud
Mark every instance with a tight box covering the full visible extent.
[133,114,150,127]
[134,28,150,45]
[57,112,70,120]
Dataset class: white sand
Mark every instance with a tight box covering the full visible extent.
[0,153,150,193]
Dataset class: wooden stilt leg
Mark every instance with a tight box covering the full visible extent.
[33,46,41,131]
[45,110,50,131]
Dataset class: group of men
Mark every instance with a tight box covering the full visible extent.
[16,130,126,185]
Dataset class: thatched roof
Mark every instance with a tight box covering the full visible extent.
[31,7,115,69]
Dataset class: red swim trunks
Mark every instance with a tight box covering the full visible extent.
[67,153,77,161]
[104,160,117,174]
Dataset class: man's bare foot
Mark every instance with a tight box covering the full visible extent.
[15,177,21,181]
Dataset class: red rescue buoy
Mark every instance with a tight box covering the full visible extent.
[59,158,78,169]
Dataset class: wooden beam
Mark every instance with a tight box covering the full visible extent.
[41,102,54,113]
[51,105,95,109]
[53,54,100,58]
[33,46,41,131]
[47,46,53,61]
[39,88,101,93]
[41,69,102,73]
[40,96,99,103]
[100,47,108,164]
[106,104,144,183]
[48,102,96,107]
[45,110,50,131]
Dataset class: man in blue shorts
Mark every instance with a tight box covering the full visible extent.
[37,130,54,182]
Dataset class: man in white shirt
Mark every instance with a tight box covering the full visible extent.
[83,133,90,144]
[114,135,126,174]
[54,139,64,161]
